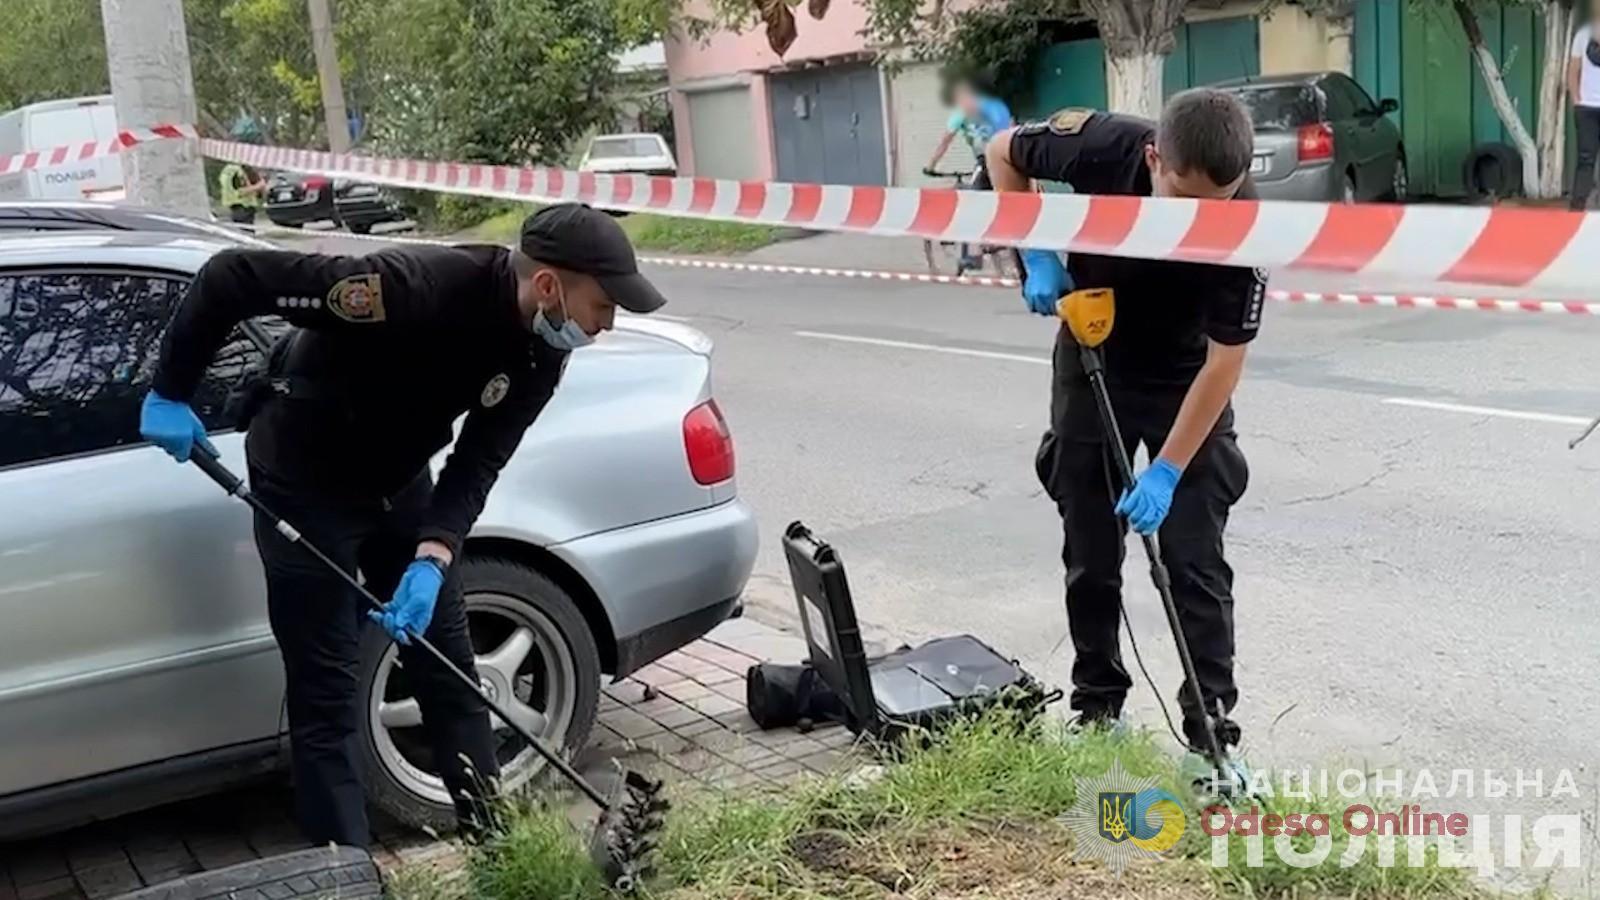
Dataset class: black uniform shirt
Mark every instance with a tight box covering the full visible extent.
[1009,109,1267,388]
[152,244,566,555]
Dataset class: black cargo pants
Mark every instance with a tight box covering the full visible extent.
[248,464,499,848]
[1037,339,1249,749]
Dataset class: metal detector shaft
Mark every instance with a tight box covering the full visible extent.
[1075,344,1228,769]
[188,450,612,809]
[1569,412,1600,449]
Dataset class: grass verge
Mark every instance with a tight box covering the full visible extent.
[454,203,785,255]
[389,711,1524,900]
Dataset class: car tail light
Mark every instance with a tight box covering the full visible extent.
[683,400,734,485]
[1296,122,1334,164]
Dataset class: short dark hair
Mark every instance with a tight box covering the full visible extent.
[511,248,580,285]
[1157,88,1254,187]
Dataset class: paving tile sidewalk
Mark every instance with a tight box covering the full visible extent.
[0,617,859,899]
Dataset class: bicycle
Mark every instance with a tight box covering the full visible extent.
[921,167,1019,281]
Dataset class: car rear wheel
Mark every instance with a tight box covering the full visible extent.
[356,557,601,832]
[348,222,372,235]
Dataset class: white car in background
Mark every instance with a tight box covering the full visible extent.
[0,96,125,202]
[578,133,677,177]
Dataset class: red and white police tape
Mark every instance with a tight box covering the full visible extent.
[0,124,197,176]
[263,226,1600,315]
[196,136,1600,301]
[635,256,1600,314]
[14,125,1600,302]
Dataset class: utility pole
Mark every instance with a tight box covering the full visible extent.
[100,0,209,216]
[307,0,351,153]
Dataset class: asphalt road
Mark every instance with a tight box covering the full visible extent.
[291,229,1600,883]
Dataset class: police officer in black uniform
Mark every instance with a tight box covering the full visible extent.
[985,90,1265,774]
[138,204,666,847]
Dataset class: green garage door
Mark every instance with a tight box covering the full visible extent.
[1353,0,1547,197]
[1165,16,1261,96]
[1026,38,1109,121]
[1029,16,1261,120]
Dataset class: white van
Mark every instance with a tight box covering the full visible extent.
[0,96,125,202]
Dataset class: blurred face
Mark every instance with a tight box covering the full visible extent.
[518,266,617,337]
[1143,143,1244,200]
[953,82,979,116]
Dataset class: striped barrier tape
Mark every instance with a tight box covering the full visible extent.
[201,136,1600,301]
[15,126,1598,299]
[260,226,1600,315]
[0,124,197,176]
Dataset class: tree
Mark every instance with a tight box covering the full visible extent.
[338,0,627,166]
[0,0,109,110]
[1081,1,1185,116]
[1439,0,1576,198]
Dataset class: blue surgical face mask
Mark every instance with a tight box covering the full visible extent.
[532,282,592,351]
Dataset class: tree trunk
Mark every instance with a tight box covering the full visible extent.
[100,0,209,216]
[1106,51,1164,118]
[1453,0,1539,196]
[1088,0,1185,118]
[1535,1,1577,198]
[307,0,351,153]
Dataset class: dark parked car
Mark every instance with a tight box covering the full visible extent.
[1213,72,1406,203]
[331,179,411,234]
[263,172,336,228]
[264,174,408,233]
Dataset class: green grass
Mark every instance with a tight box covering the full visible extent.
[387,711,1523,900]
[453,203,784,255]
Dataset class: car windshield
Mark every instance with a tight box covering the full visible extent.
[588,137,663,159]
[1227,86,1320,130]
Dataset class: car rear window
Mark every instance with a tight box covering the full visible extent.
[588,137,664,159]
[1227,86,1320,130]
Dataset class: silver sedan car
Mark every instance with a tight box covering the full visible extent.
[0,231,758,836]
[1215,72,1406,203]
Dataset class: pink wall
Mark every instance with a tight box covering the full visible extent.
[665,0,874,84]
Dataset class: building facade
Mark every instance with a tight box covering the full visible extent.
[665,1,1361,187]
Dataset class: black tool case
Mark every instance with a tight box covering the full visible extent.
[780,521,1057,741]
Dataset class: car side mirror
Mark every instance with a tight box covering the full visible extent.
[1379,98,1399,114]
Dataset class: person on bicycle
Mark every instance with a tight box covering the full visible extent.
[925,76,1014,191]
[925,76,1013,271]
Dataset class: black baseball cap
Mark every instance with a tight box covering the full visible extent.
[518,203,666,313]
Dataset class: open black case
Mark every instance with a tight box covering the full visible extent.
[781,521,1058,740]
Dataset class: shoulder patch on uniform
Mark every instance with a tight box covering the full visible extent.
[481,373,510,408]
[1048,108,1094,136]
[326,274,385,323]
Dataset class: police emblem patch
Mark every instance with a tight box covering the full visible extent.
[1049,108,1094,135]
[481,373,511,408]
[326,274,385,323]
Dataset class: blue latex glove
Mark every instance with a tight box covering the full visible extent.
[1020,249,1070,316]
[369,559,445,644]
[1115,459,1182,535]
[139,391,217,462]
